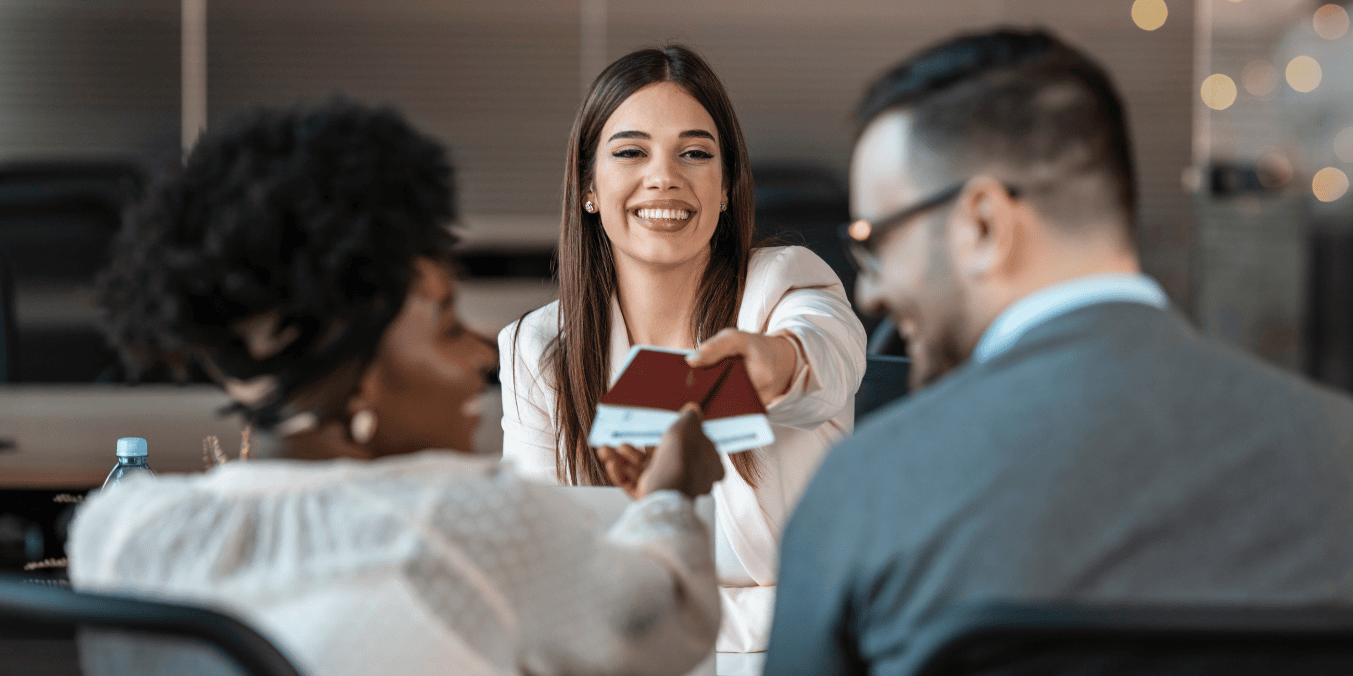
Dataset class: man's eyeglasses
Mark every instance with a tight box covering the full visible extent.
[838,182,1020,276]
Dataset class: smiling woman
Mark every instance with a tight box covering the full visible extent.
[499,45,867,673]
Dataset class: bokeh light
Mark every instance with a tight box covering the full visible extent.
[1241,60,1276,96]
[1313,167,1350,202]
[1286,56,1323,93]
[1131,0,1168,31]
[1201,74,1237,110]
[1314,4,1350,40]
[1257,151,1293,188]
[1336,127,1353,164]
[848,220,871,242]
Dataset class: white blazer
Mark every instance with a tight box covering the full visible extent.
[498,245,867,656]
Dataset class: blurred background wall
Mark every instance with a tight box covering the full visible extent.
[0,0,1349,385]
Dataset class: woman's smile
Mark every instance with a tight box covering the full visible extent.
[630,199,699,233]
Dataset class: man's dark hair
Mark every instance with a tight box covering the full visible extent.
[96,96,457,429]
[856,28,1137,229]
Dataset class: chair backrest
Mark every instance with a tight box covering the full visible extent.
[856,317,910,420]
[0,575,303,676]
[0,251,15,383]
[751,163,856,308]
[857,355,910,421]
[902,601,1353,676]
[0,161,144,383]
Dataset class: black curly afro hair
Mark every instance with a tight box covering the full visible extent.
[97,96,457,430]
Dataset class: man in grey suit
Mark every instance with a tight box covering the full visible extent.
[762,28,1353,675]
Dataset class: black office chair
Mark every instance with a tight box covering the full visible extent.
[902,601,1353,676]
[752,163,857,302]
[0,161,144,383]
[0,251,15,383]
[0,574,303,676]
[856,316,910,420]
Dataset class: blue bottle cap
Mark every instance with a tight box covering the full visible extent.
[116,437,148,458]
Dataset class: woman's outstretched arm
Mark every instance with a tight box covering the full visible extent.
[689,246,867,431]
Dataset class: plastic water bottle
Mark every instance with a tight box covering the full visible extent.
[102,437,154,490]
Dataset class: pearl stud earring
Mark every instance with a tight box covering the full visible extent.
[350,409,377,445]
[584,201,596,213]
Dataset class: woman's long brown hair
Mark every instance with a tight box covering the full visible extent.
[530,45,760,487]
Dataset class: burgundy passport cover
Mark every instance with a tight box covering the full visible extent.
[600,349,766,419]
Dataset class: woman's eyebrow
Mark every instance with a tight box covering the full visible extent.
[606,129,715,142]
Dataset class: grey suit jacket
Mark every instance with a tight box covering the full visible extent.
[764,302,1353,675]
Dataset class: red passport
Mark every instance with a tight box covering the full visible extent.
[589,346,775,454]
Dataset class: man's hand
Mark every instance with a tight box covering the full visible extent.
[687,328,800,406]
[618,404,724,499]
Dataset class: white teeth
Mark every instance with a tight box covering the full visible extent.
[636,208,691,220]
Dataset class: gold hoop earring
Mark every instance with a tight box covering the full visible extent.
[584,201,596,213]
[350,409,377,445]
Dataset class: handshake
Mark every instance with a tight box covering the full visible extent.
[596,403,726,500]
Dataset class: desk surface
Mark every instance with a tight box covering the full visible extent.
[0,385,243,489]
[0,384,508,490]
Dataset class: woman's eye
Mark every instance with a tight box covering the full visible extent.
[682,149,715,160]
[613,148,645,159]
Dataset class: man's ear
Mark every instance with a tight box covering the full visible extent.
[950,176,1019,281]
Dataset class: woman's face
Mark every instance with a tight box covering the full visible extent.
[359,258,496,456]
[587,81,727,271]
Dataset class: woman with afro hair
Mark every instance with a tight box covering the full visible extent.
[69,98,723,676]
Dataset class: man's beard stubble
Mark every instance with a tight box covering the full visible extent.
[905,238,970,392]
[905,323,969,392]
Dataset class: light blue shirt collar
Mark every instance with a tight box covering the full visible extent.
[973,273,1169,363]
